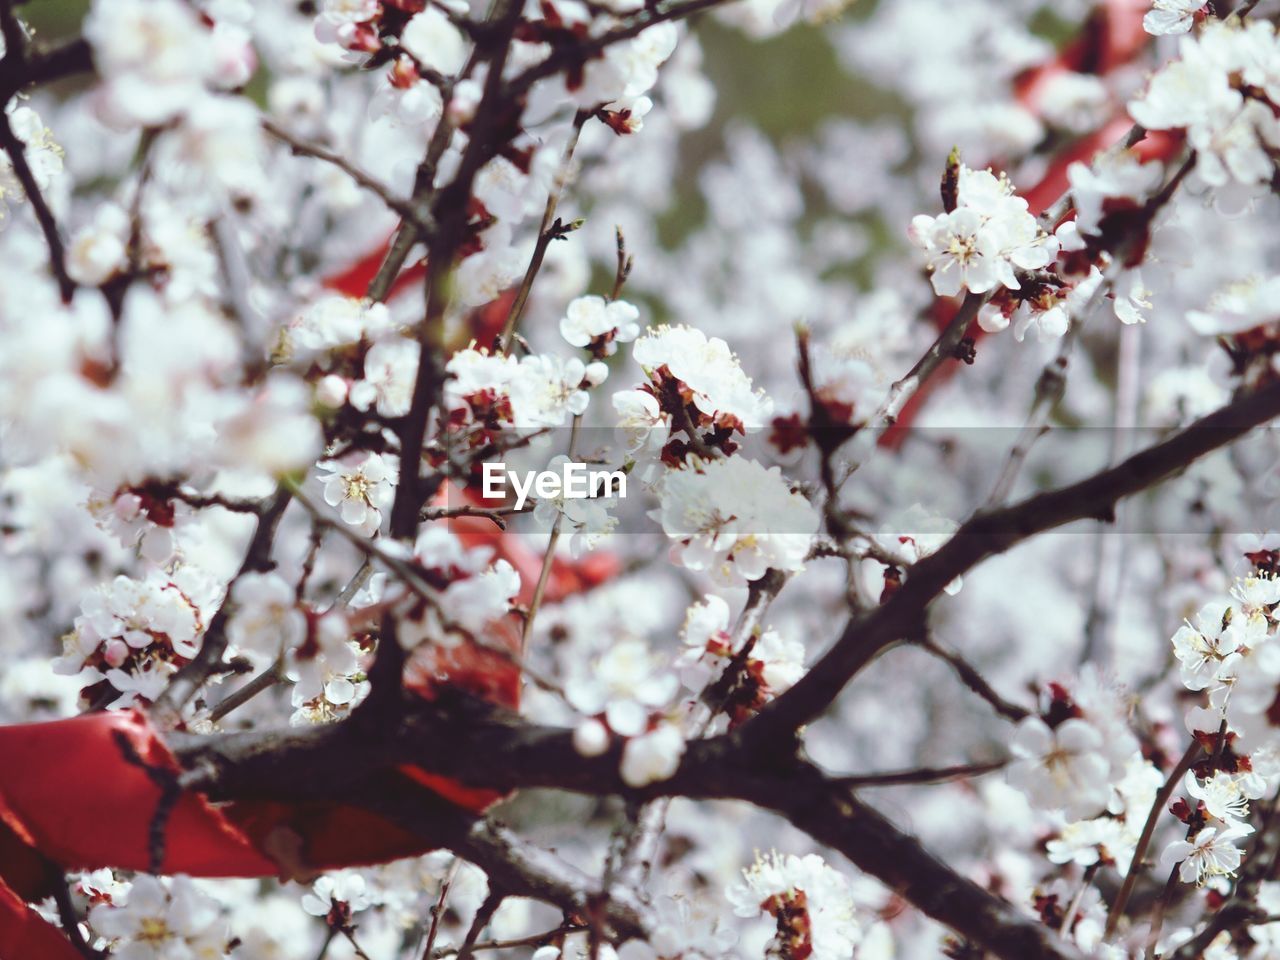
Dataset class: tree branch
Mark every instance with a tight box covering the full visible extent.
[746,376,1280,742]
[0,107,74,302]
[149,487,291,726]
[261,119,435,235]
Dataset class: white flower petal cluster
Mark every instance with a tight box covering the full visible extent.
[1129,20,1280,188]
[317,451,397,537]
[286,295,394,355]
[620,720,686,787]
[531,455,619,557]
[286,609,364,715]
[632,324,774,430]
[657,457,819,584]
[89,875,227,960]
[1144,0,1205,36]
[675,594,804,704]
[228,572,308,665]
[1187,275,1280,337]
[300,871,370,918]
[445,347,591,432]
[1171,598,1268,692]
[555,21,679,108]
[566,637,679,736]
[350,337,421,418]
[57,569,215,708]
[1162,820,1256,886]
[559,295,641,354]
[1009,716,1112,819]
[85,0,216,126]
[1066,150,1164,238]
[909,165,1058,297]
[726,852,861,960]
[611,388,671,458]
[507,354,591,428]
[396,526,521,649]
[400,8,469,75]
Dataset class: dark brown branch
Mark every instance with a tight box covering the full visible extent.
[916,635,1031,722]
[834,760,1006,788]
[505,0,734,99]
[0,107,74,302]
[0,37,93,100]
[166,708,1085,960]
[747,376,1280,742]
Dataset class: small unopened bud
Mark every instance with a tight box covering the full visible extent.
[315,374,349,409]
[941,146,961,214]
[573,718,610,757]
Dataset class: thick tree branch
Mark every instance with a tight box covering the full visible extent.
[165,704,1083,960]
[746,376,1280,741]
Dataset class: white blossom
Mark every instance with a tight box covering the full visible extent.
[1162,822,1255,885]
[657,457,818,584]
[620,721,686,787]
[726,852,861,960]
[1008,717,1111,818]
[1144,0,1204,36]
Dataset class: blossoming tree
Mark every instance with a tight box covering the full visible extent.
[4,0,1280,958]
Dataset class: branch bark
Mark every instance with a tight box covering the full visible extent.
[747,376,1280,741]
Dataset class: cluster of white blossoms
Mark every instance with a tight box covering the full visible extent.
[657,456,820,585]
[56,570,212,709]
[726,852,862,960]
[631,324,776,434]
[675,594,805,718]
[228,572,366,717]
[1130,19,1280,189]
[394,526,521,650]
[909,164,1059,298]
[1007,675,1140,821]
[1144,0,1207,37]
[88,874,229,960]
[284,295,394,356]
[444,346,592,434]
[1153,569,1280,892]
[317,450,398,537]
[559,294,642,357]
[12,0,1280,953]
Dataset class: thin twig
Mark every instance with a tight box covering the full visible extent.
[456,886,505,960]
[0,108,74,301]
[521,415,583,648]
[499,110,588,353]
[875,290,984,429]
[834,760,1006,788]
[1104,739,1201,939]
[422,858,461,960]
[430,925,584,958]
[262,119,435,234]
[917,635,1031,722]
[209,659,286,723]
[984,268,1117,508]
